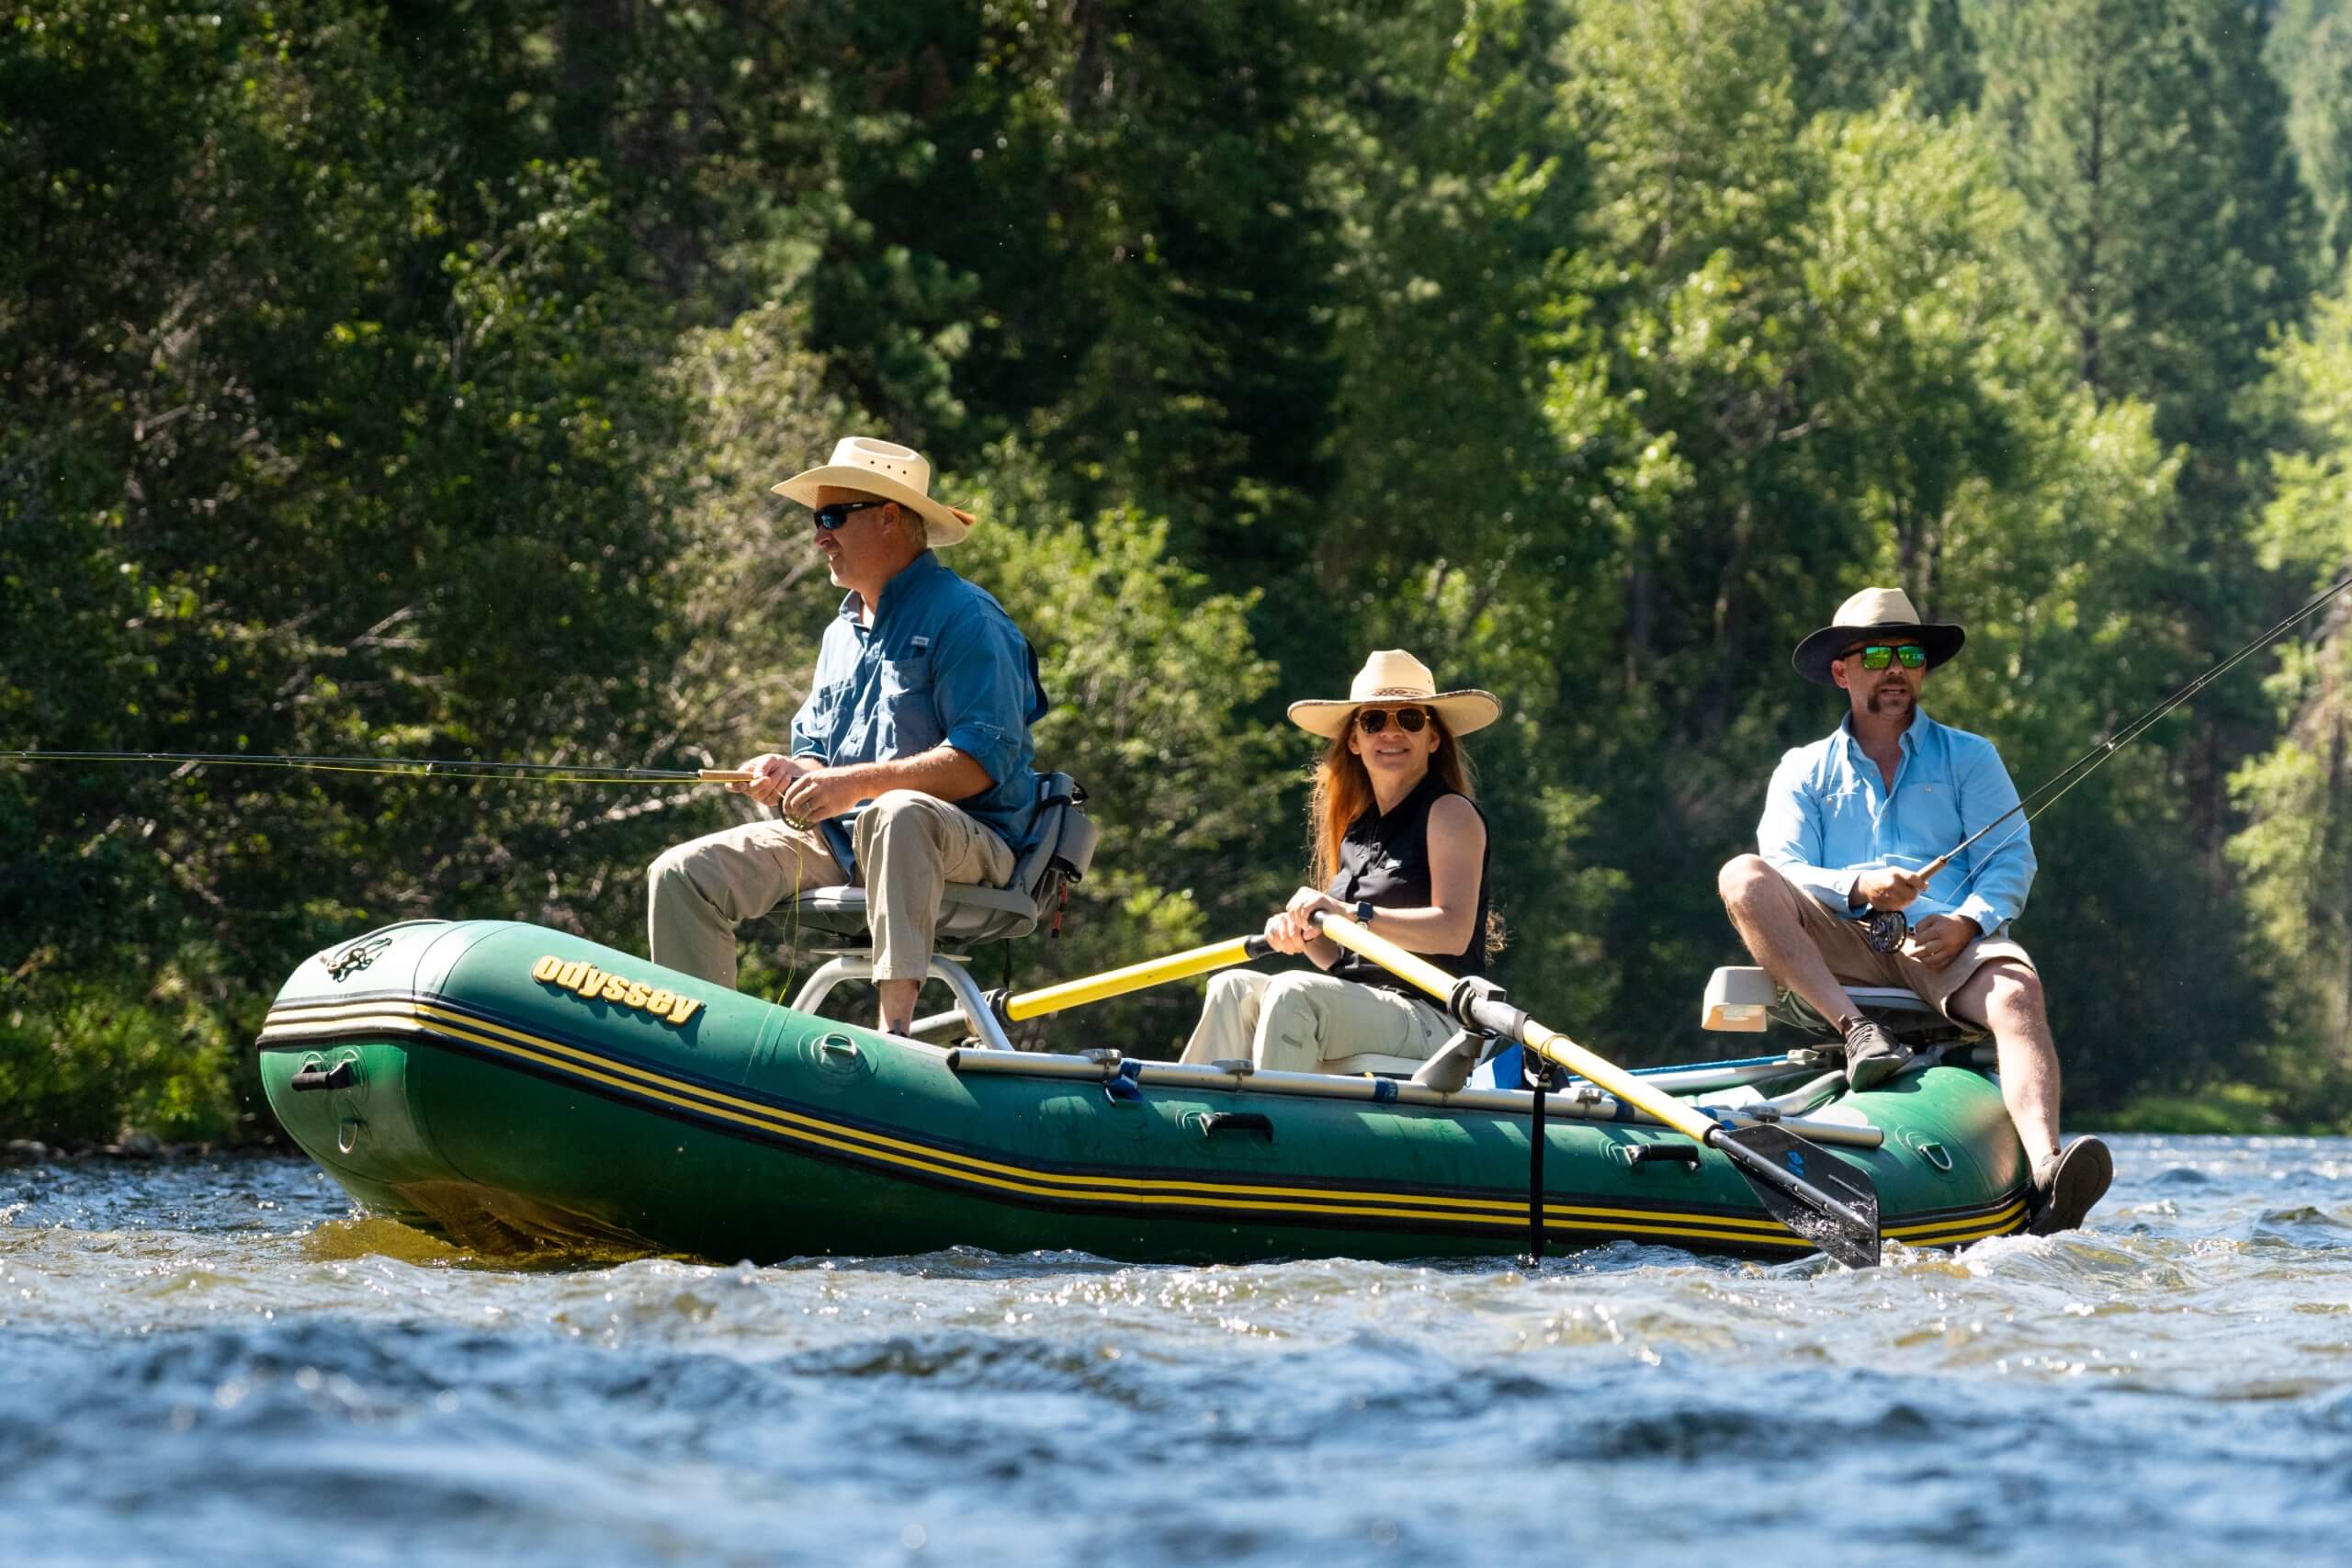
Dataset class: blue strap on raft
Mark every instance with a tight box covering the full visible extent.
[1103,1058,1145,1103]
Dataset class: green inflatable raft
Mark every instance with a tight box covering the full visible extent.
[257,919,2030,1264]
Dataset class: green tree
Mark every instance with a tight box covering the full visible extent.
[1795,0,1983,119]
[1969,0,2319,1084]
[1524,2,2204,1087]
[2267,0,2352,270]
[2230,284,2352,1106]
[1,3,698,1137]
[1972,0,2314,436]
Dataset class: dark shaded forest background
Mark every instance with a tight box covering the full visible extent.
[12,0,2352,1142]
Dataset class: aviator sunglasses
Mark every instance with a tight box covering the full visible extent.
[1844,643,1927,671]
[1355,706,1430,735]
[813,500,891,530]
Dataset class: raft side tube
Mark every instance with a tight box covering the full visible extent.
[944,1048,1883,1148]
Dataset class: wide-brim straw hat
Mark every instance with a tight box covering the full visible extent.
[1287,649,1503,739]
[1792,586,1966,686]
[771,436,976,547]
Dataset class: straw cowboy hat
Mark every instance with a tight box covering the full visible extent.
[1288,649,1503,739]
[771,436,976,547]
[1792,586,1966,686]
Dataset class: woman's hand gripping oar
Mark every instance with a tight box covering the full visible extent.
[1308,911,1883,1268]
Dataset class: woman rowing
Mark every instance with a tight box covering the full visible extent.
[1179,650,1501,1077]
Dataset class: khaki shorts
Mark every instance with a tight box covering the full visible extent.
[1789,888,2036,1023]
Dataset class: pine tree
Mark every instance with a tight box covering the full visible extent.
[2267,0,2352,270]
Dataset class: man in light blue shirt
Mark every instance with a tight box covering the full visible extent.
[648,437,1047,1034]
[1717,587,2110,1235]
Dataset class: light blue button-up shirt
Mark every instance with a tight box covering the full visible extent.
[1756,709,2034,935]
[789,551,1047,872]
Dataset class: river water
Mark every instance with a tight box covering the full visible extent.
[2,1134,2347,1566]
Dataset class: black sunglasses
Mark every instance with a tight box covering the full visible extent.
[814,500,891,531]
[1355,706,1430,735]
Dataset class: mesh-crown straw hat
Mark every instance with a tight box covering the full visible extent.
[1792,586,1966,686]
[1287,649,1503,739]
[772,436,977,546]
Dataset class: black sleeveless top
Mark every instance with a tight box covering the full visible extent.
[1323,769,1491,996]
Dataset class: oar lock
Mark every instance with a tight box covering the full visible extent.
[1444,974,1529,1040]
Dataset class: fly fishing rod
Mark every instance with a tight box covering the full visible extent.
[0,750,756,787]
[1858,570,2352,954]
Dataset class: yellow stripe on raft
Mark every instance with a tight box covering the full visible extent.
[270,1005,1822,1247]
[266,998,1808,1234]
[260,1000,2024,1251]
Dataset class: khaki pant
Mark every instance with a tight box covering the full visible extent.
[647,790,1014,988]
[1178,968,1453,1074]
[1787,882,2038,1021]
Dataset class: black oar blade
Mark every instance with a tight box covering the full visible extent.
[1715,1122,1883,1269]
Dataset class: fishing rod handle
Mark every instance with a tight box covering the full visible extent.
[698,770,756,784]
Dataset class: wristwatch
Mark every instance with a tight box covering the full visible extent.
[1354,898,1375,929]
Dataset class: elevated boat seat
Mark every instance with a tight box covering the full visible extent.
[1700,964,1983,1048]
[783,773,1099,1051]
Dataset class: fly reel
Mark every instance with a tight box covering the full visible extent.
[1859,908,1909,955]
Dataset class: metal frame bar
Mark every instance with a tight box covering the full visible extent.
[1539,1055,1823,1096]
[790,953,1016,1054]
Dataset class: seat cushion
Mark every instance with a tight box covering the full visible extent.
[784,883,1043,946]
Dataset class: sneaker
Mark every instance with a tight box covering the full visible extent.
[1842,1021,1914,1090]
[2026,1136,2113,1235]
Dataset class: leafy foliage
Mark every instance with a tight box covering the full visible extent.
[6,0,2352,1138]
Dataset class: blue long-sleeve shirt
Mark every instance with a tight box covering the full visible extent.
[1756,709,2035,936]
[788,550,1048,872]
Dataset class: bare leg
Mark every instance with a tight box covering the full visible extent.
[1716,855,1865,1026]
[1946,958,2061,1168]
[877,977,920,1036]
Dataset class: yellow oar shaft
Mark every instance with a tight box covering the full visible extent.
[1002,936,1267,1021]
[1312,913,1717,1144]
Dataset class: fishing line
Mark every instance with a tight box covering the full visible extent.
[0,750,730,787]
[6,745,820,835]
[1858,570,2352,953]
[14,745,838,998]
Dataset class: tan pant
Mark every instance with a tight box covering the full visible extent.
[1178,968,1453,1074]
[647,790,1014,987]
[1787,883,2038,1021]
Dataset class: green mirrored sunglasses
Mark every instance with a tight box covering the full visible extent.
[1846,643,1927,671]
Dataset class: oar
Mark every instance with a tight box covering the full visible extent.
[997,935,1273,1021]
[906,935,1274,1037]
[1308,911,1883,1268]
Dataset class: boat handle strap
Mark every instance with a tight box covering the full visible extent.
[1200,1111,1273,1139]
[290,1061,355,1093]
[1630,1143,1702,1168]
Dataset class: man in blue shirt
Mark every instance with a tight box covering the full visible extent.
[648,436,1047,1035]
[1716,587,2111,1235]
